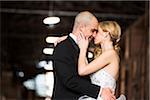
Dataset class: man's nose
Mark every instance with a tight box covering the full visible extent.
[92,33,96,37]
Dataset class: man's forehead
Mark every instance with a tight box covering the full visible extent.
[91,24,98,29]
[90,17,98,24]
[91,21,98,25]
[93,22,98,27]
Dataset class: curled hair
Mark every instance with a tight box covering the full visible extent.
[94,21,121,58]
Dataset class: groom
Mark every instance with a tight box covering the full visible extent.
[52,11,115,100]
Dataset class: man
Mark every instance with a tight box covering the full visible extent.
[52,11,115,100]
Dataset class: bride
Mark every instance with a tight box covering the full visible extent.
[77,21,125,100]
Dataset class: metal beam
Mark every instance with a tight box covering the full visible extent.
[0,8,139,19]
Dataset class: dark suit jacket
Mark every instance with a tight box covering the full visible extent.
[52,36,100,100]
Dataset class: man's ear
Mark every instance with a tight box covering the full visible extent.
[79,23,85,33]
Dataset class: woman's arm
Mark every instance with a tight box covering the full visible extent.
[54,35,68,46]
[78,50,111,76]
[77,33,112,76]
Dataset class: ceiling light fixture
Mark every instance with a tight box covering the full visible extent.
[43,1,60,25]
[43,48,54,55]
[43,16,60,25]
[45,36,59,43]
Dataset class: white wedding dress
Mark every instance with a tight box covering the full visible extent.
[78,69,126,100]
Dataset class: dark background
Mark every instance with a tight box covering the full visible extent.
[1,1,149,100]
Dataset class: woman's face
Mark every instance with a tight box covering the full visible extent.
[93,26,105,45]
[93,25,112,45]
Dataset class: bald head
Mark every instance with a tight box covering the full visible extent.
[74,11,97,28]
[72,11,98,38]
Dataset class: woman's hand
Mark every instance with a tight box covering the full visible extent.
[77,33,89,51]
[54,35,68,46]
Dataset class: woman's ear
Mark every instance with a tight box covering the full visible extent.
[104,32,111,40]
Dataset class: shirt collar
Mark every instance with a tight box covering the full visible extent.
[69,33,78,44]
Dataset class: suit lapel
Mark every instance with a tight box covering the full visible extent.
[68,36,79,53]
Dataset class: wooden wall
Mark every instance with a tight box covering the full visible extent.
[117,12,149,100]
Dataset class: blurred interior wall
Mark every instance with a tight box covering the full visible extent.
[118,12,149,100]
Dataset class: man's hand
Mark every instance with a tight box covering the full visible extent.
[100,88,116,100]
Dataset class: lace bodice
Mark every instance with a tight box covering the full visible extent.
[90,69,116,92]
[78,69,126,100]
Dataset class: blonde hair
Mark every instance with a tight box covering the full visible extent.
[94,21,121,58]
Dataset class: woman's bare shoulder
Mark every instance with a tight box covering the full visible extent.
[102,50,120,61]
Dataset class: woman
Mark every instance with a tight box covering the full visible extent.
[77,21,125,100]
